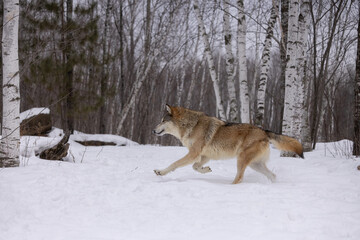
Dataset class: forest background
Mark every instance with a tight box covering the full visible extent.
[0,0,358,149]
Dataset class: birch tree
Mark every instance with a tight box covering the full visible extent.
[282,0,300,138]
[176,3,192,106]
[282,0,312,155]
[223,0,238,122]
[185,30,201,108]
[116,54,156,134]
[279,0,289,132]
[298,0,312,151]
[193,0,226,120]
[1,0,20,167]
[237,0,250,123]
[255,0,279,127]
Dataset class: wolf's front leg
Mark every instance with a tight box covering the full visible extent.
[192,156,212,174]
[154,152,200,176]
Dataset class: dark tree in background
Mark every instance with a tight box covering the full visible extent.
[65,0,74,133]
[354,0,360,156]
[0,0,3,133]
[20,0,98,133]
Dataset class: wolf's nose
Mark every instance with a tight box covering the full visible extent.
[152,130,156,134]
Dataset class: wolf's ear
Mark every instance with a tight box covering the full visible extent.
[165,104,172,115]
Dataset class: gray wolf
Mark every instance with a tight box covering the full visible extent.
[153,105,304,184]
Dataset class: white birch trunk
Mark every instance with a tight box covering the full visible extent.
[223,0,238,122]
[291,0,310,141]
[1,0,20,167]
[199,59,206,110]
[298,0,312,151]
[237,0,250,123]
[116,54,155,134]
[185,28,201,108]
[177,5,192,106]
[177,61,186,106]
[193,0,226,120]
[252,1,261,124]
[256,0,279,127]
[282,0,300,138]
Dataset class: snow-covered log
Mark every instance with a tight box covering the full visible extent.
[20,108,52,136]
[39,132,70,161]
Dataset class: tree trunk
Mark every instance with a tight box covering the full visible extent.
[0,0,3,134]
[223,0,238,122]
[116,55,156,134]
[354,0,360,156]
[193,0,226,120]
[237,0,250,123]
[177,4,192,106]
[256,0,279,127]
[279,0,289,132]
[281,0,300,157]
[252,0,261,124]
[301,59,312,152]
[298,0,312,151]
[111,0,124,134]
[1,0,20,167]
[99,0,111,134]
[199,59,207,110]
[185,31,201,108]
[65,0,74,134]
[310,0,346,149]
[282,0,300,137]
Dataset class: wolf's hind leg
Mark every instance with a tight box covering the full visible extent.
[233,140,269,184]
[232,154,249,184]
[250,162,276,182]
[249,145,276,182]
[193,156,212,174]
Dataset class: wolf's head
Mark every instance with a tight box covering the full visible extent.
[152,104,182,138]
[153,105,203,140]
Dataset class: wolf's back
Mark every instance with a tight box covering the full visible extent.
[265,130,304,158]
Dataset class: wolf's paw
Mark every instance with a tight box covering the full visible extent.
[269,173,276,183]
[199,166,212,174]
[154,169,165,176]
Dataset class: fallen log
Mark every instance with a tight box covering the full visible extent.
[75,140,117,146]
[20,114,52,136]
[39,132,70,160]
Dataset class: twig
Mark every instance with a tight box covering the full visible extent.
[81,146,87,163]
[96,146,104,158]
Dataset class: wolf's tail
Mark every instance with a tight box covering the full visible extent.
[265,130,304,158]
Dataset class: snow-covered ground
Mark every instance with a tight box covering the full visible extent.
[1,134,360,240]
